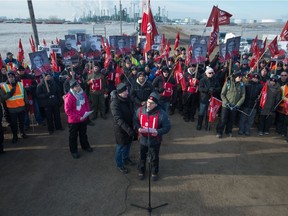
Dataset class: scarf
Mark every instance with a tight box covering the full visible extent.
[70,89,85,111]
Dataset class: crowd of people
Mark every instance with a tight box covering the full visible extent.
[1,42,288,181]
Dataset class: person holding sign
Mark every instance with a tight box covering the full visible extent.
[64,79,93,159]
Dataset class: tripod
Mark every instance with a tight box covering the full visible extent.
[131,116,168,215]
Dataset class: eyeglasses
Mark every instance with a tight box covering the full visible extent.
[208,72,214,75]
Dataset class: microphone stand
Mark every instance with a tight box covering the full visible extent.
[131,109,168,215]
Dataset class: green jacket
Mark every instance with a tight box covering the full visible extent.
[221,78,246,108]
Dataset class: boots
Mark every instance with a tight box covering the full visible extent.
[197,115,204,130]
[12,134,18,143]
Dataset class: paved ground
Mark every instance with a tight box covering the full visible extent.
[1,111,288,216]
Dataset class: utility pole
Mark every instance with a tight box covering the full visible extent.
[27,0,39,46]
[120,0,122,35]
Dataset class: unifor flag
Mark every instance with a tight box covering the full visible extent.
[259,37,267,56]
[208,6,219,55]
[174,32,180,51]
[0,54,3,69]
[104,40,112,69]
[208,96,222,123]
[259,82,268,109]
[50,50,59,72]
[280,20,288,41]
[174,61,186,91]
[206,6,232,27]
[250,35,258,53]
[154,41,170,62]
[141,0,158,54]
[29,35,36,52]
[17,38,24,62]
[185,45,192,66]
[115,65,123,86]
[160,34,166,53]
[268,36,279,58]
[249,42,260,68]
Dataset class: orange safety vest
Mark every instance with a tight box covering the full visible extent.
[279,85,288,115]
[2,82,25,108]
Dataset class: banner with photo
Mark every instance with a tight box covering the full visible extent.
[219,43,228,63]
[226,36,241,59]
[29,50,51,76]
[108,36,130,55]
[83,36,102,61]
[191,42,207,64]
[60,35,79,65]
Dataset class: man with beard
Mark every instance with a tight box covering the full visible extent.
[134,91,171,181]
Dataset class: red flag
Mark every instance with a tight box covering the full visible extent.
[174,61,186,91]
[206,6,232,27]
[208,7,219,55]
[250,35,258,53]
[280,21,288,41]
[154,41,170,62]
[29,35,36,52]
[268,36,279,58]
[259,82,268,109]
[141,0,158,54]
[249,42,260,68]
[174,32,180,51]
[43,39,47,46]
[17,39,24,62]
[115,65,123,86]
[104,40,112,69]
[208,97,222,122]
[160,34,166,53]
[101,37,105,49]
[0,54,3,69]
[260,37,267,56]
[56,37,59,45]
[185,45,192,66]
[50,50,59,72]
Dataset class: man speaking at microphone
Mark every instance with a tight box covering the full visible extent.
[134,92,171,181]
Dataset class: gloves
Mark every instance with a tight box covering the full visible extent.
[159,87,165,93]
[104,93,108,98]
[232,105,239,110]
[226,103,231,109]
[11,82,16,87]
[47,91,52,96]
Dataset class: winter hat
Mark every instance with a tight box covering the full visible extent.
[6,52,13,57]
[241,59,249,65]
[18,65,25,71]
[137,71,145,78]
[116,83,127,94]
[205,66,214,75]
[233,70,243,78]
[7,72,15,77]
[162,66,170,73]
[148,91,159,104]
[270,75,278,82]
[252,73,260,79]
[70,79,80,88]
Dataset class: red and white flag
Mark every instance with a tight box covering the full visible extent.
[260,37,267,56]
[17,38,24,62]
[29,35,36,52]
[268,36,279,58]
[0,54,3,69]
[206,6,232,27]
[250,35,258,53]
[208,6,219,55]
[154,41,170,62]
[259,82,268,109]
[174,32,180,51]
[56,37,60,45]
[141,0,158,54]
[104,40,112,69]
[208,96,222,123]
[280,20,288,41]
[115,65,123,86]
[160,34,166,53]
[174,61,186,91]
[185,45,192,66]
[50,50,59,72]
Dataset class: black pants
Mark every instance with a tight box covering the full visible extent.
[0,106,4,151]
[9,110,25,136]
[44,106,62,132]
[68,120,90,153]
[138,144,160,175]
[216,107,237,135]
[183,92,198,120]
[258,114,274,133]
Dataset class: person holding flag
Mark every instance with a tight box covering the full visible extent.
[198,66,221,130]
[258,76,281,136]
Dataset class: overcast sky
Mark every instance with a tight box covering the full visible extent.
[1,0,287,21]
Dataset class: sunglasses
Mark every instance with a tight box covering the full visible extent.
[208,72,214,75]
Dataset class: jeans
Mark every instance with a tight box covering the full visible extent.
[115,143,131,168]
[238,107,256,134]
[159,101,170,113]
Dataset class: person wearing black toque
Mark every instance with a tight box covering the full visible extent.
[134,91,171,181]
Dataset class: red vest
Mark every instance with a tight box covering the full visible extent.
[139,108,159,137]
[21,79,32,88]
[90,79,102,91]
[187,75,199,93]
[161,82,174,97]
